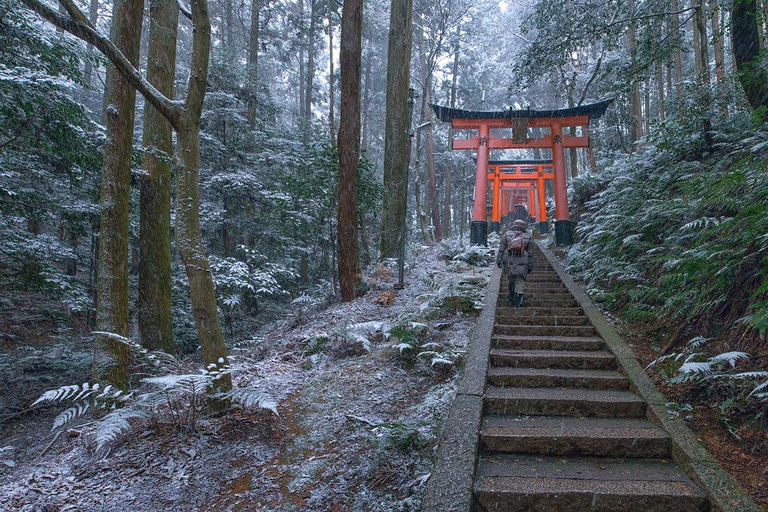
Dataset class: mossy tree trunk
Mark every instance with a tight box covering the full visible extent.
[21,0,232,392]
[380,0,413,258]
[96,0,144,389]
[139,0,177,354]
[733,0,768,116]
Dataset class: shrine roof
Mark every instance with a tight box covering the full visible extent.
[431,98,613,123]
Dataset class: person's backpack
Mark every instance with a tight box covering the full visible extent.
[507,232,525,255]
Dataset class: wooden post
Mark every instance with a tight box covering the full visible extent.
[470,123,489,244]
[490,167,501,232]
[537,165,549,233]
[552,122,572,245]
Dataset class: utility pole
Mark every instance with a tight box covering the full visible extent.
[395,87,417,289]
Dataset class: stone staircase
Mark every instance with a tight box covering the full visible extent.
[472,244,710,511]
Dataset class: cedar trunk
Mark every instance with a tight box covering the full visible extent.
[338,0,363,301]
[96,0,144,389]
[379,0,413,258]
[139,0,178,354]
[247,0,260,125]
[733,0,768,114]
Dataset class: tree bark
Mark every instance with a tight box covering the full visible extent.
[443,37,459,238]
[671,0,684,95]
[328,0,336,146]
[338,0,362,302]
[627,0,642,149]
[695,0,710,83]
[379,0,413,258]
[733,0,768,114]
[95,0,144,389]
[710,0,725,83]
[138,0,177,354]
[361,43,371,151]
[20,0,233,392]
[657,61,665,121]
[83,0,99,88]
[247,0,260,125]
[418,27,441,242]
[305,0,318,133]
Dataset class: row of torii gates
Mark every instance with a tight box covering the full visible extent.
[431,99,613,246]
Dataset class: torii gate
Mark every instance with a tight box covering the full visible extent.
[431,99,612,245]
[487,160,553,234]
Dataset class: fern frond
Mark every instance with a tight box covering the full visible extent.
[52,403,89,431]
[221,387,279,415]
[95,408,151,452]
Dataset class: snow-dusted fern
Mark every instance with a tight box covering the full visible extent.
[648,336,768,404]
[32,361,279,454]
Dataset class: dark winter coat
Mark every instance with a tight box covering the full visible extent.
[496,228,533,279]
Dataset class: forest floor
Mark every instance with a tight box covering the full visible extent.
[0,241,492,512]
[621,326,768,509]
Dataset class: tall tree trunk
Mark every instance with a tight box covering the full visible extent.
[710,0,725,83]
[96,0,144,389]
[225,0,234,65]
[692,0,703,75]
[418,28,441,242]
[247,0,260,126]
[83,0,98,88]
[443,37,459,238]
[361,44,371,151]
[338,0,362,301]
[305,0,317,134]
[328,0,336,146]
[627,0,642,149]
[379,0,413,258]
[671,0,684,95]
[695,0,711,83]
[733,0,768,114]
[139,0,177,354]
[21,0,232,393]
[657,61,665,121]
[298,0,305,122]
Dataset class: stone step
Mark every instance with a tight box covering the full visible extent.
[487,367,629,390]
[494,315,592,326]
[473,455,709,512]
[480,416,671,458]
[490,348,616,370]
[492,335,602,351]
[493,324,599,338]
[521,298,580,308]
[496,306,584,317]
[484,386,646,417]
[499,286,569,292]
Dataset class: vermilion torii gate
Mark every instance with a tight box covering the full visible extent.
[431,99,612,245]
[487,160,553,234]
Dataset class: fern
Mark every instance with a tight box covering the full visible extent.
[95,408,152,452]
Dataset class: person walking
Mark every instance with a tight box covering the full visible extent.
[496,219,533,307]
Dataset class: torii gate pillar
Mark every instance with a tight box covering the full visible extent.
[552,122,573,245]
[470,124,490,245]
[490,169,501,233]
[537,166,549,234]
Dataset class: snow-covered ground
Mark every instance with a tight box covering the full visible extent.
[0,242,493,511]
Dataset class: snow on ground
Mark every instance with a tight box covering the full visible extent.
[0,242,493,511]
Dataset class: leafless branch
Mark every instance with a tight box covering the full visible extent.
[19,0,183,129]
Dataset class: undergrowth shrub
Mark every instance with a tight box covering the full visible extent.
[569,108,768,426]
[31,333,278,454]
